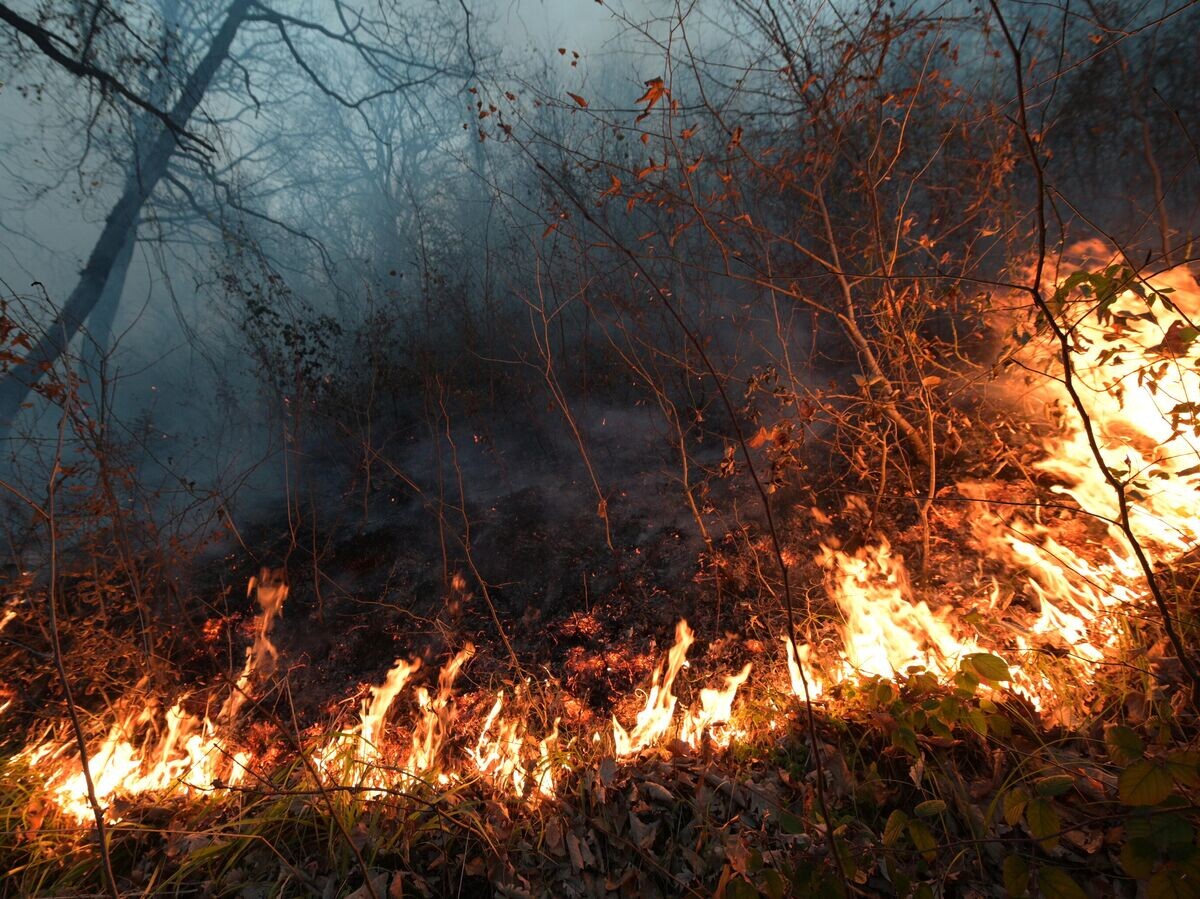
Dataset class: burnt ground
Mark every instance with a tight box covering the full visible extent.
[172,373,1062,749]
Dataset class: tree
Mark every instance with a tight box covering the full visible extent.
[0,0,470,428]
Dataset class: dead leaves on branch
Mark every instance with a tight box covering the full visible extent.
[635,78,669,122]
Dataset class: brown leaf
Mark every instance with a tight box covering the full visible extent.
[628,810,658,849]
[566,832,585,871]
[545,816,565,856]
[567,92,588,108]
[640,781,673,804]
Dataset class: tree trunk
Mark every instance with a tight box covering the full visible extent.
[80,227,135,382]
[0,0,250,428]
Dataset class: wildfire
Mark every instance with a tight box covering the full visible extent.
[20,567,287,822]
[779,247,1200,716]
[15,245,1200,826]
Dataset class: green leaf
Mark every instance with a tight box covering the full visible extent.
[778,810,805,835]
[1120,759,1175,806]
[882,809,908,847]
[1128,810,1195,846]
[907,819,938,862]
[1106,725,1145,763]
[1034,775,1075,798]
[954,670,980,697]
[1003,855,1030,898]
[725,879,760,899]
[1003,787,1029,827]
[1038,867,1088,899]
[963,653,1010,682]
[1025,798,1060,851]
[915,799,947,817]
[988,713,1013,739]
[1149,867,1199,899]
[1121,837,1158,879]
[1166,751,1200,789]
[759,867,788,899]
[893,725,919,757]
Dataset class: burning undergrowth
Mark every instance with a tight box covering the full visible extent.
[3,249,1200,896]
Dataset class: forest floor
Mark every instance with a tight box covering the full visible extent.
[2,389,1199,899]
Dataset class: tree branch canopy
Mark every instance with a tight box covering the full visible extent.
[0,2,215,152]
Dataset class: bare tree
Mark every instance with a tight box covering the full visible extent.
[0,0,470,429]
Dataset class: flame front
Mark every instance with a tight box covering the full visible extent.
[18,248,1200,823]
[21,567,287,822]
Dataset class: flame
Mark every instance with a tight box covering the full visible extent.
[959,252,1200,711]
[820,540,979,681]
[22,252,1200,821]
[468,690,529,796]
[785,637,823,700]
[534,719,561,799]
[612,620,694,756]
[679,662,752,748]
[313,657,421,788]
[407,645,473,778]
[362,658,421,757]
[612,619,752,755]
[20,573,285,821]
[779,250,1200,716]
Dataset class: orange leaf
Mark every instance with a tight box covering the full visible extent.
[634,77,668,121]
[567,92,589,108]
[636,159,668,180]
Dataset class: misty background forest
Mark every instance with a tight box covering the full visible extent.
[1,0,1199,896]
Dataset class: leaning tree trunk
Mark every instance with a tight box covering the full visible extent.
[80,227,135,384]
[0,0,250,429]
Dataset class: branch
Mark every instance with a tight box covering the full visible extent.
[0,2,214,153]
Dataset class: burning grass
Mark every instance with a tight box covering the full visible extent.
[4,251,1200,895]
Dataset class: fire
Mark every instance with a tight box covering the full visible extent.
[18,247,1200,825]
[780,249,1200,715]
[612,620,695,756]
[312,656,421,789]
[818,540,978,681]
[407,645,473,779]
[468,690,531,796]
[678,662,753,748]
[612,619,753,755]
[785,636,823,700]
[18,569,286,822]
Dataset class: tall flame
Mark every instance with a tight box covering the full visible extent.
[22,570,286,821]
[820,540,978,681]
